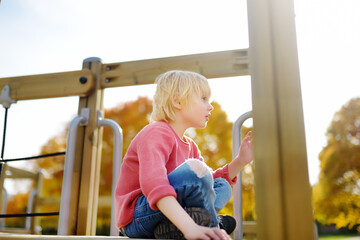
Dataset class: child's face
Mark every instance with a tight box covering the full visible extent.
[180,93,213,129]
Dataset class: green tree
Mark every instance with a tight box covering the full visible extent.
[313,98,360,231]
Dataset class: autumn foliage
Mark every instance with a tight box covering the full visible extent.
[313,98,360,231]
[5,96,256,233]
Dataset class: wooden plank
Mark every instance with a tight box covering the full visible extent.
[0,163,6,215]
[101,49,248,88]
[0,70,95,101]
[29,171,43,234]
[37,196,61,205]
[5,166,37,179]
[76,59,104,235]
[37,196,111,207]
[97,196,111,207]
[270,1,315,240]
[248,1,285,237]
[0,233,130,239]
[248,0,315,239]
[243,221,257,234]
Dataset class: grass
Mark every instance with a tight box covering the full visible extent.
[242,235,358,240]
[318,235,358,240]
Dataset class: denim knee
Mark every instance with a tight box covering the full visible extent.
[185,159,214,189]
[168,159,216,208]
[214,178,232,211]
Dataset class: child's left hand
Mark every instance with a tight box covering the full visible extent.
[238,131,253,166]
[228,131,253,179]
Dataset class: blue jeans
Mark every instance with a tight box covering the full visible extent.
[121,159,232,238]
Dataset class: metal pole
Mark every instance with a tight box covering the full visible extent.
[97,110,123,236]
[1,108,8,160]
[232,111,252,240]
[58,108,89,235]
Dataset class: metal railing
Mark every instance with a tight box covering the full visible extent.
[96,110,123,236]
[57,108,89,235]
[232,111,253,240]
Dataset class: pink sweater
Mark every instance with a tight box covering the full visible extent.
[114,121,237,229]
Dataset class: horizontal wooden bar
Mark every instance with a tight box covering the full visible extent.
[4,166,37,179]
[98,196,111,207]
[37,196,111,207]
[0,70,95,101]
[0,229,34,235]
[37,196,61,206]
[101,49,249,88]
[243,221,257,234]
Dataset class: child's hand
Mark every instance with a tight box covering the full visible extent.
[183,225,231,240]
[238,131,253,166]
[228,131,253,179]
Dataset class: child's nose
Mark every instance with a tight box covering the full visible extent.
[209,103,214,112]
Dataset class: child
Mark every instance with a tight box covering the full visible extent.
[115,70,253,239]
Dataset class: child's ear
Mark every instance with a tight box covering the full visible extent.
[172,95,182,110]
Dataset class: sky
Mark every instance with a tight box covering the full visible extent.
[0,0,360,192]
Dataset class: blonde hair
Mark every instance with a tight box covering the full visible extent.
[150,70,211,123]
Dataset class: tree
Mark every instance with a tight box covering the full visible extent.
[313,98,360,231]
[4,192,30,228]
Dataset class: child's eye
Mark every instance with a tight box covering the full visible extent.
[202,96,207,101]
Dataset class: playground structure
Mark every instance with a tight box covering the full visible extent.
[0,0,316,239]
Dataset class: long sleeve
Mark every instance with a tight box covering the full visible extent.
[137,126,177,210]
[115,121,198,228]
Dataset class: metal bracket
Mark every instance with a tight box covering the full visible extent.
[0,85,16,109]
[79,108,89,126]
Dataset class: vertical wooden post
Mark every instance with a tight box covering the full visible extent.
[0,163,6,217]
[73,58,104,235]
[247,0,315,239]
[31,170,44,234]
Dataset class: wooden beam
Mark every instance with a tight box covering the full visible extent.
[5,165,37,179]
[76,59,104,235]
[0,50,247,103]
[0,234,129,240]
[0,163,6,216]
[248,0,315,239]
[101,49,249,88]
[0,70,95,101]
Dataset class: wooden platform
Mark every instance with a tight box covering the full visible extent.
[0,233,134,240]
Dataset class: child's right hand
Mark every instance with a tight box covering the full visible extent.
[183,225,231,240]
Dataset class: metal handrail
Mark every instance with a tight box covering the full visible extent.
[97,110,123,236]
[232,111,253,240]
[57,108,89,235]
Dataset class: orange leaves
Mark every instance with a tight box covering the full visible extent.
[4,192,30,228]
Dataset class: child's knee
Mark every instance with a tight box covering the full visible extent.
[215,178,232,201]
[185,159,212,178]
